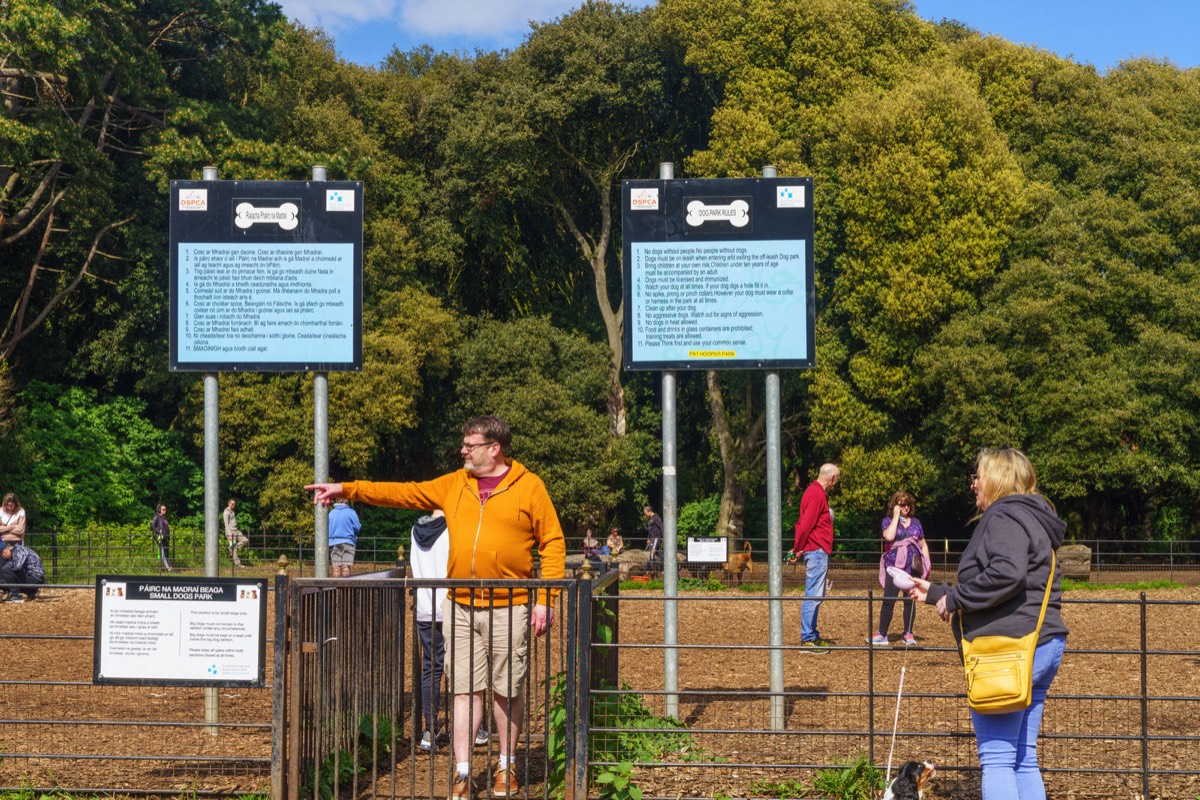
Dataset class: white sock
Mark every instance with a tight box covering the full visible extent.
[499,755,513,768]
[457,762,470,777]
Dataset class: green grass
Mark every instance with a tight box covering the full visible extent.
[1062,578,1185,591]
[749,752,883,799]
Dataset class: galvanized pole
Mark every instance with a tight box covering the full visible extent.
[762,165,786,730]
[659,161,679,719]
[311,165,330,579]
[201,164,220,733]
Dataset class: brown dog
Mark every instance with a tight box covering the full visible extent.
[724,540,754,584]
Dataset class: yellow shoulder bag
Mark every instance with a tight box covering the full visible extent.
[957,550,1055,714]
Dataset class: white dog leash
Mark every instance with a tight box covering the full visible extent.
[882,565,920,791]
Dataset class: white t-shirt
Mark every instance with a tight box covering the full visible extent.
[0,507,26,539]
[410,526,449,623]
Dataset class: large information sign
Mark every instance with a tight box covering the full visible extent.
[93,576,268,687]
[621,178,814,370]
[169,179,363,372]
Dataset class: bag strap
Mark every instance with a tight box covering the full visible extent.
[956,547,1057,649]
[1034,548,1056,632]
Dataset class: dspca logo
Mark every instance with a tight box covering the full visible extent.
[630,188,659,211]
[178,189,208,212]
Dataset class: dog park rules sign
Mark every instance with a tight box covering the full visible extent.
[621,176,815,371]
[93,576,267,687]
[169,179,364,372]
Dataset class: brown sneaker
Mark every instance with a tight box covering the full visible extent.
[451,774,472,800]
[491,764,518,798]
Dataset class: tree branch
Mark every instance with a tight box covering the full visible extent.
[1,214,134,362]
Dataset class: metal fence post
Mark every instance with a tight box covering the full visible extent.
[576,578,594,797]
[272,574,288,800]
[1140,592,1150,800]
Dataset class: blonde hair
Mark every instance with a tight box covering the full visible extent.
[975,447,1041,510]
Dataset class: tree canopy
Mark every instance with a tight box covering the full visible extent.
[4,0,1200,547]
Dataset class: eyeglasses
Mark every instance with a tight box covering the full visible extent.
[462,441,495,452]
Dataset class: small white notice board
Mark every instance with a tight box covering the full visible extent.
[93,576,267,686]
[687,537,728,563]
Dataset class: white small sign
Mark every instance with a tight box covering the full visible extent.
[234,201,299,231]
[630,187,659,211]
[686,199,750,227]
[687,537,728,563]
[95,576,266,685]
[326,188,355,212]
[178,189,208,212]
[777,186,806,208]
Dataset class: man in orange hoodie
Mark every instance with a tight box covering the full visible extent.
[307,415,566,800]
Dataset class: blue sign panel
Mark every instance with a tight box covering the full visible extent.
[169,180,363,372]
[622,178,814,370]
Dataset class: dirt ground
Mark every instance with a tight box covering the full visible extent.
[4,571,1200,799]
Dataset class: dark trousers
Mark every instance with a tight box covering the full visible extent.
[416,620,445,733]
[877,571,915,635]
[0,562,36,600]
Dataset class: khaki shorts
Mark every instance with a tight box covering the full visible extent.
[443,600,529,697]
[330,543,355,565]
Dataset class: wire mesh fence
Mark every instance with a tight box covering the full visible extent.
[3,565,1200,799]
[23,527,1200,588]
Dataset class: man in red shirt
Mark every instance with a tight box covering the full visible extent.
[794,463,840,652]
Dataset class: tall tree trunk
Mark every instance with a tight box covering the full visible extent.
[555,173,625,437]
[707,371,765,541]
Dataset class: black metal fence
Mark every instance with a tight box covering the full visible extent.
[598,589,1200,800]
[20,528,1200,586]
[3,567,1199,799]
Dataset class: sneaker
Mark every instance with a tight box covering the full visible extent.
[450,774,472,800]
[801,639,830,654]
[474,727,490,747]
[8,597,25,603]
[867,633,889,646]
[491,764,518,798]
[902,632,917,646]
[418,730,433,751]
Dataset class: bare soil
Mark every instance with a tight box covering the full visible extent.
[4,570,1200,799]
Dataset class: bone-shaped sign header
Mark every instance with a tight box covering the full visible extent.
[234,201,299,231]
[685,199,749,228]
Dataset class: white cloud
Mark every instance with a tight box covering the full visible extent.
[280,0,400,29]
[277,0,582,38]
[399,0,578,40]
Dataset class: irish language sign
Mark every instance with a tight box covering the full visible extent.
[169,180,363,372]
[622,178,815,370]
[93,576,267,686]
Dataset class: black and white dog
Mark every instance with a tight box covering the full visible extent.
[882,760,936,800]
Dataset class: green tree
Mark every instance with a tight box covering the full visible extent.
[453,316,656,526]
[1,0,287,373]
[2,382,201,527]
[434,1,709,436]
[194,287,464,536]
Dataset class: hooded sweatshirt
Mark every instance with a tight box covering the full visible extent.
[410,514,449,623]
[926,493,1068,645]
[342,458,566,608]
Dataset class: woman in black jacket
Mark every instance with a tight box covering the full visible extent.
[910,448,1067,800]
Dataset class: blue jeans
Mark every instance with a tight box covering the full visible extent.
[971,634,1066,800]
[800,550,828,643]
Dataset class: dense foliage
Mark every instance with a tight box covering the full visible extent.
[4,0,1200,548]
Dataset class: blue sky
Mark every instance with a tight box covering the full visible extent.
[276,0,1200,73]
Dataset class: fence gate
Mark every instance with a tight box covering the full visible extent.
[273,572,601,800]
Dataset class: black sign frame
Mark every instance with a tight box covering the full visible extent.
[169,179,364,372]
[621,177,815,371]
